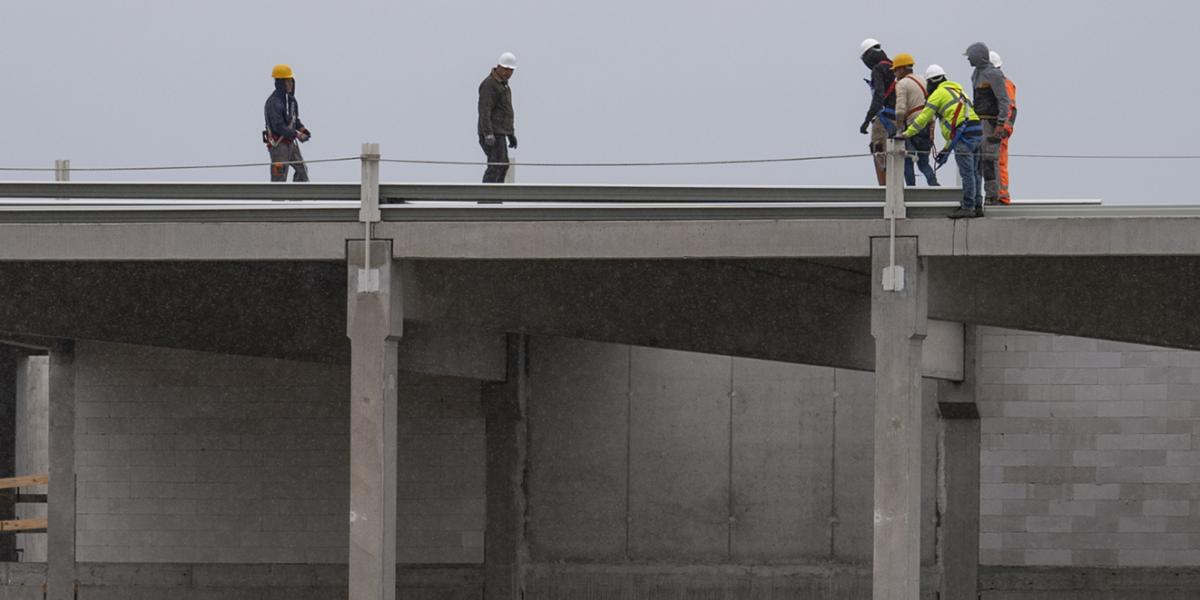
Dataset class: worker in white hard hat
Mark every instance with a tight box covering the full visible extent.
[990,50,1018,204]
[898,65,985,218]
[478,52,518,183]
[263,64,312,182]
[858,38,897,186]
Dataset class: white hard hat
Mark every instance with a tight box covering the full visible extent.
[989,50,1003,68]
[497,52,517,70]
[925,64,946,79]
[860,38,880,56]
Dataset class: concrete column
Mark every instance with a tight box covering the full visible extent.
[347,240,402,600]
[870,237,927,600]
[937,326,980,600]
[46,342,76,600]
[483,335,528,600]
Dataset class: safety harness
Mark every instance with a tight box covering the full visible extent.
[863,61,899,134]
[934,87,983,169]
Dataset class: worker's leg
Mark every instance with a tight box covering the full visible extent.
[910,133,938,186]
[480,136,510,183]
[955,138,981,210]
[998,134,1011,203]
[870,118,887,186]
[290,144,309,182]
[268,144,290,182]
[980,121,1001,204]
[903,155,916,187]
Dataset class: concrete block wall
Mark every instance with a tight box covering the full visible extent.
[38,340,484,565]
[978,327,1200,568]
[525,336,940,569]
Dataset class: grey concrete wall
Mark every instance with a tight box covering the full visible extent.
[62,340,483,564]
[525,337,939,573]
[14,356,47,562]
[0,563,483,600]
[978,327,1200,568]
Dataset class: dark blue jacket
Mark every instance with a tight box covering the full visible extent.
[264,79,304,140]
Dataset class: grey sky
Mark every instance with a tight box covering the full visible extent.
[2,0,1194,204]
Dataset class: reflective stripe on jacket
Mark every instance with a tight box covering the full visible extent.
[903,80,979,142]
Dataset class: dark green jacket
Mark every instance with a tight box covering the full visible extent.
[477,74,514,136]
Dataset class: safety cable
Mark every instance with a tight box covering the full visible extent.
[0,151,1197,173]
[0,156,360,173]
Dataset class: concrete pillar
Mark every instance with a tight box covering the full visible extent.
[46,342,75,600]
[483,335,528,600]
[347,240,402,600]
[870,237,927,600]
[937,326,980,600]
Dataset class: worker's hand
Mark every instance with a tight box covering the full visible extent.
[508,134,518,149]
[301,128,312,140]
[297,129,310,143]
[995,125,1010,139]
[484,134,496,146]
[936,149,951,164]
[859,120,870,135]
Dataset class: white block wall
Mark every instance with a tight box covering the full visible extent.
[978,327,1200,568]
[59,340,483,564]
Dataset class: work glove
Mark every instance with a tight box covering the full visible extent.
[859,120,870,135]
[995,125,1010,139]
[484,134,497,146]
[297,128,311,143]
[508,134,518,149]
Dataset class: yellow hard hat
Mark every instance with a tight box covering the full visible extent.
[271,64,294,79]
[892,53,915,69]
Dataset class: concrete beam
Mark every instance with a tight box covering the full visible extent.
[870,237,927,600]
[928,256,1200,353]
[46,342,76,600]
[346,241,402,600]
[402,259,876,372]
[400,324,507,382]
[483,335,528,600]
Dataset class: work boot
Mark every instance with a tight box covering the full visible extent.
[948,207,974,219]
[973,205,986,218]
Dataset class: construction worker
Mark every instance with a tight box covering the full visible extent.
[263,64,311,182]
[898,65,984,219]
[478,52,518,183]
[990,50,1018,203]
[964,43,1010,205]
[891,53,939,187]
[858,39,896,185]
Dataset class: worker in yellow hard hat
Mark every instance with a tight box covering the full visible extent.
[263,64,311,182]
[891,53,938,187]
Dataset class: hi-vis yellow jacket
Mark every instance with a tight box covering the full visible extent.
[902,80,979,143]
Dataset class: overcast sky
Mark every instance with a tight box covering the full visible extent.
[2,0,1194,204]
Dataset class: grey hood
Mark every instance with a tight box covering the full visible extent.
[965,42,990,68]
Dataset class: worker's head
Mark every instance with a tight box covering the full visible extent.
[495,52,517,81]
[271,64,296,93]
[891,53,915,77]
[925,64,946,92]
[964,42,990,68]
[860,39,886,69]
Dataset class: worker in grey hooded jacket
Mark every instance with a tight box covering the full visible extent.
[965,42,1010,206]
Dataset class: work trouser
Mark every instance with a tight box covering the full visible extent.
[479,135,510,183]
[268,141,308,182]
[979,120,1002,203]
[904,129,938,187]
[998,130,1012,202]
[957,134,983,210]
[869,117,888,175]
